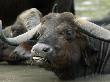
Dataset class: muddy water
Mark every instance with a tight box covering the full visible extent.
[0,65,110,82]
[0,65,58,82]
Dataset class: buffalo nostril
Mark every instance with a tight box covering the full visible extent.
[31,43,53,53]
[14,51,17,55]
[32,49,35,51]
[32,49,37,52]
[42,47,51,53]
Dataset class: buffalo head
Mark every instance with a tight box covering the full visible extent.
[1,12,110,79]
[32,13,110,80]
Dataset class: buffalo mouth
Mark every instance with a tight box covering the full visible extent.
[31,52,63,70]
[31,52,51,66]
[32,56,45,65]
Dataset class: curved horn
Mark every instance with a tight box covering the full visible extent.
[0,20,42,46]
[73,15,110,42]
[18,8,42,30]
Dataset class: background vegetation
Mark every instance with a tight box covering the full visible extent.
[75,0,110,20]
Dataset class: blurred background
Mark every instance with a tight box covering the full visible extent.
[75,0,110,21]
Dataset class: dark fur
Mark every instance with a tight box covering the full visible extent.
[30,13,94,80]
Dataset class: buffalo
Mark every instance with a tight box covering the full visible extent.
[0,8,41,64]
[0,0,75,27]
[1,11,110,80]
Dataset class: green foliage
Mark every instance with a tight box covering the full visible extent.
[75,0,110,20]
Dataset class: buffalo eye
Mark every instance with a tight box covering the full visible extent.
[64,29,75,41]
[58,28,75,41]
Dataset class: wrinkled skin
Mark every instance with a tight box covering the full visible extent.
[31,13,96,80]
